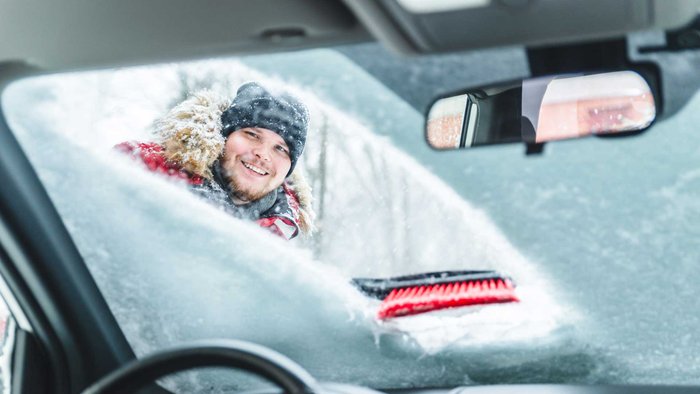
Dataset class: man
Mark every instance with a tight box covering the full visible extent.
[116,82,313,240]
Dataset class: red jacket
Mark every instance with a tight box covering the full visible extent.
[115,141,301,240]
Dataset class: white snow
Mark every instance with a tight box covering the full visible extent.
[1,54,578,390]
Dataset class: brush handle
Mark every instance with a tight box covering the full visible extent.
[352,270,513,300]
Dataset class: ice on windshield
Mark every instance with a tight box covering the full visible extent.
[3,52,584,389]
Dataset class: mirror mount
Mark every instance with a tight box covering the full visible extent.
[527,38,629,76]
[525,142,545,156]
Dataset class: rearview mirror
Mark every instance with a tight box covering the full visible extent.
[426,71,656,150]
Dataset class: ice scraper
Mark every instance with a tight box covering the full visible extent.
[352,270,519,319]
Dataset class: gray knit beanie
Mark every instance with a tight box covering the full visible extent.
[220,82,308,176]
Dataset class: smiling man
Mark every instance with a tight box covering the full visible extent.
[116,82,313,240]
[221,127,292,204]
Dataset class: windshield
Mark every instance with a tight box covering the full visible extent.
[2,45,700,391]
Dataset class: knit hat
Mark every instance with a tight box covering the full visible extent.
[220,82,308,177]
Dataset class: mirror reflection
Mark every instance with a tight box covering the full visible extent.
[426,71,656,150]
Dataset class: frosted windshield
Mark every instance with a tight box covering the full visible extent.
[3,48,700,390]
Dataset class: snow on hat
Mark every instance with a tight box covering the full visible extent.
[221,82,309,177]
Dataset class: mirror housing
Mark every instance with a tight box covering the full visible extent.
[426,71,656,150]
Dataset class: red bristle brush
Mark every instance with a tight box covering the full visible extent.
[352,270,519,319]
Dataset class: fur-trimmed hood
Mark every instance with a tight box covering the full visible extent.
[153,90,314,235]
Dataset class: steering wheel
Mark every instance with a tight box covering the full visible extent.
[82,339,322,394]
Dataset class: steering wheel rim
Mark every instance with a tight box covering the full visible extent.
[81,339,322,394]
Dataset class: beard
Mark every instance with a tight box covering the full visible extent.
[218,157,273,204]
[227,173,270,203]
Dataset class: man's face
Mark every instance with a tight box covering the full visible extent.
[220,127,291,204]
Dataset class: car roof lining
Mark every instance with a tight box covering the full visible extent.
[342,0,700,54]
[0,0,370,74]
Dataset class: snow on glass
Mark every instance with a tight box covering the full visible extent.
[2,55,574,390]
